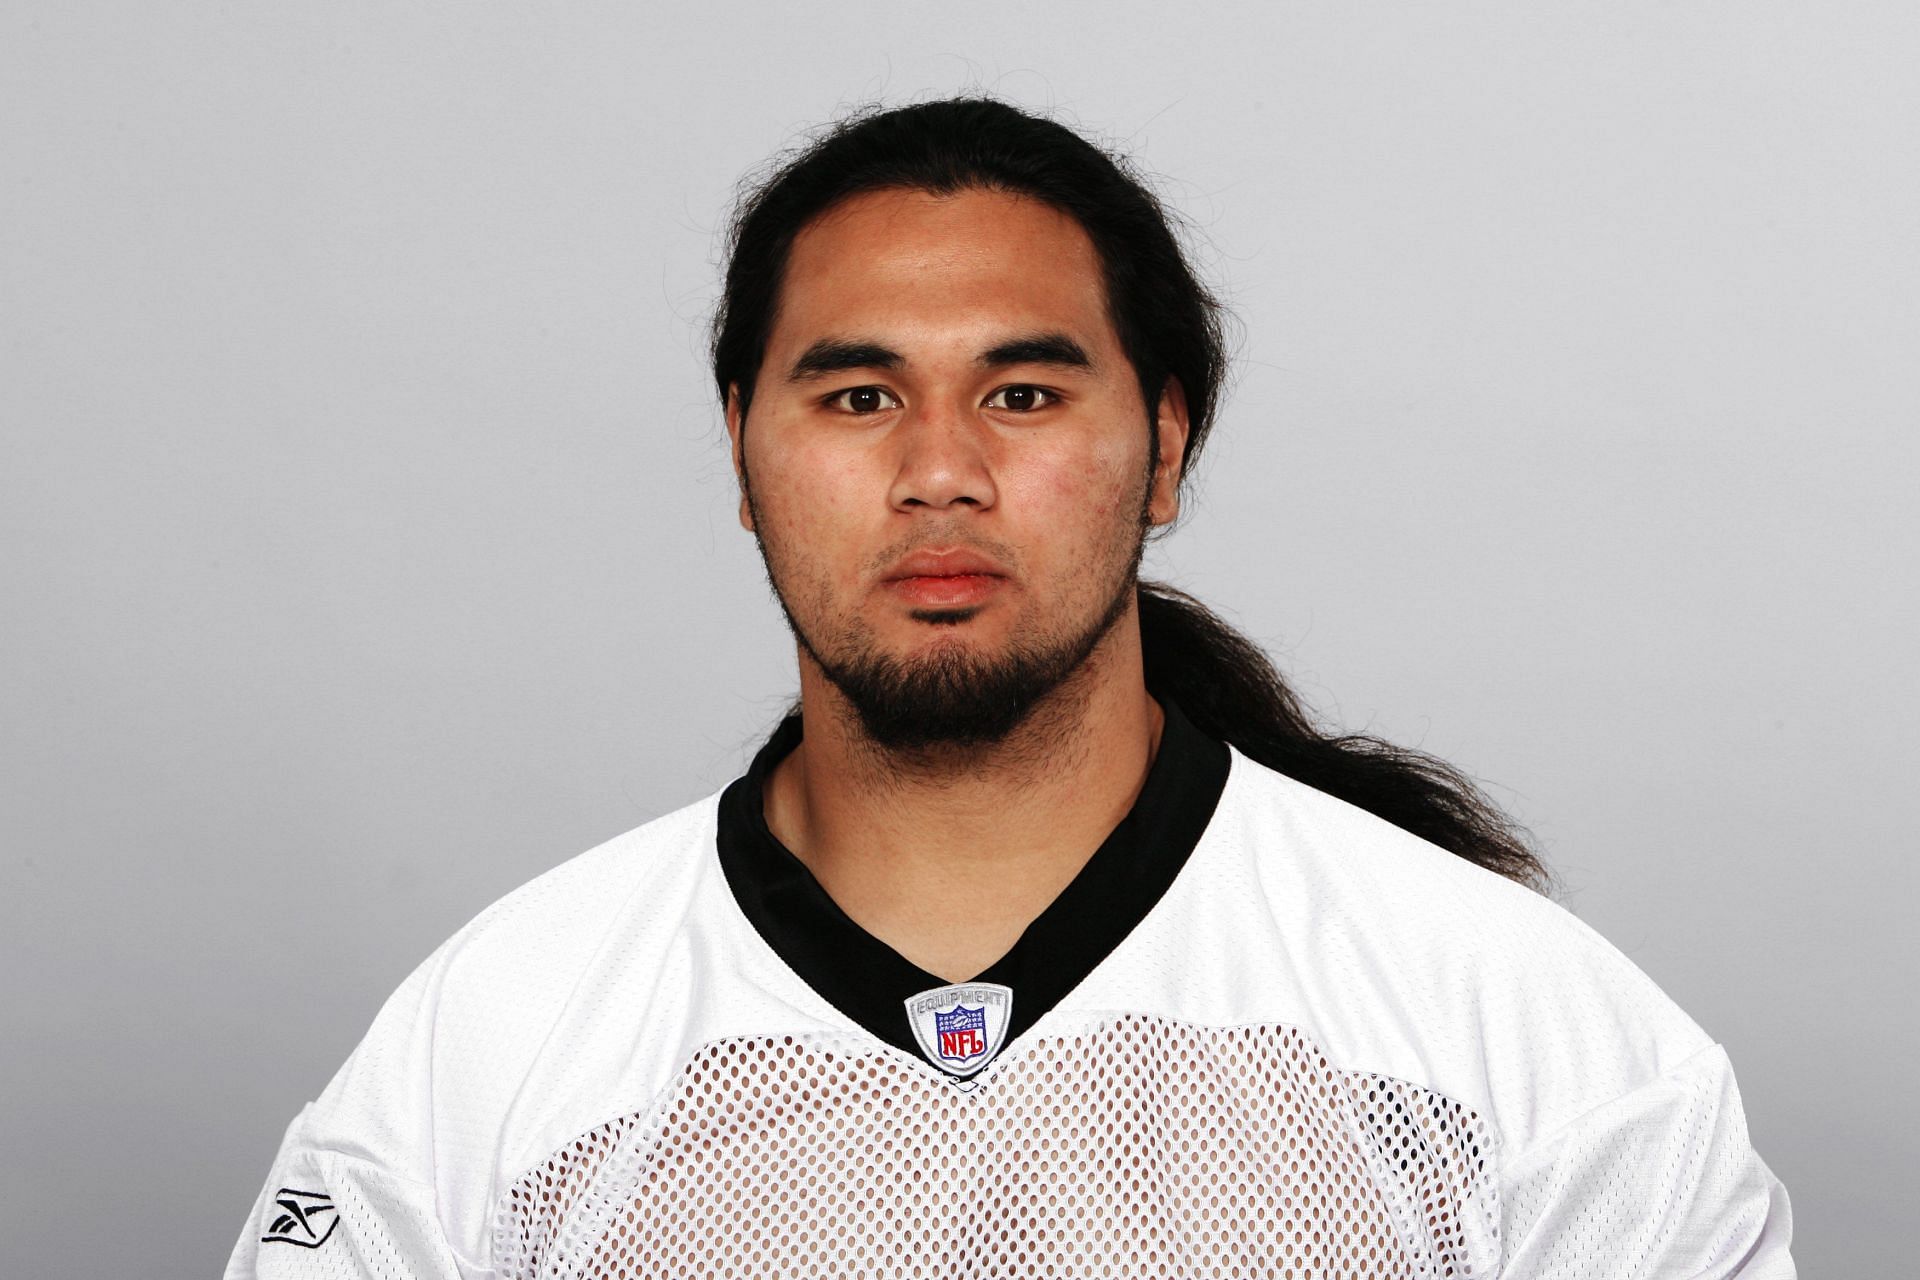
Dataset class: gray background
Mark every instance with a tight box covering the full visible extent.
[3,2,1914,1275]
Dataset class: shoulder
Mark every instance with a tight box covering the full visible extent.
[291,788,724,1176]
[1204,748,1718,1152]
[430,788,720,999]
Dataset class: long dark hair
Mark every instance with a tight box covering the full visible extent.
[712,97,1548,892]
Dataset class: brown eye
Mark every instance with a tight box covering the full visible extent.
[829,386,900,414]
[985,385,1055,412]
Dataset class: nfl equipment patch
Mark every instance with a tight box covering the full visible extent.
[904,982,1013,1078]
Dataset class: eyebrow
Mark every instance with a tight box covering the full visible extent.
[978,333,1093,371]
[783,331,1095,383]
[786,339,903,382]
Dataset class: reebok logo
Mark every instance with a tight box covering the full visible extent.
[262,1188,338,1248]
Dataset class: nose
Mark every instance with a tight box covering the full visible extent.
[887,398,999,514]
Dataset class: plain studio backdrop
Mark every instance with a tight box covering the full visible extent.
[3,2,1915,1275]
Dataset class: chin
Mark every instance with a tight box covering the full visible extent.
[820,629,1089,754]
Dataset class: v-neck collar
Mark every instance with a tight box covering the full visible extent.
[715,696,1231,1065]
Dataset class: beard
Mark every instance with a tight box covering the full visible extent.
[743,472,1153,755]
[794,548,1141,752]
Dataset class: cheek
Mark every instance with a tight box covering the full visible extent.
[1034,436,1146,520]
[750,437,877,557]
[999,444,1145,582]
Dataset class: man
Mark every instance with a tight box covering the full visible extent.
[227,98,1794,1278]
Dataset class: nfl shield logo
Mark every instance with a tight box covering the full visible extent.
[934,1005,988,1064]
[905,982,1013,1079]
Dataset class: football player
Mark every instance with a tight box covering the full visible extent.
[228,98,1794,1278]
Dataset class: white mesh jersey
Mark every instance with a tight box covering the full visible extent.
[227,703,1794,1278]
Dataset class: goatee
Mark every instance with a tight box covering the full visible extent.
[792,562,1141,753]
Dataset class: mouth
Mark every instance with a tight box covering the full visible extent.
[880,549,1009,611]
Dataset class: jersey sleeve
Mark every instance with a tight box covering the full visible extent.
[223,937,471,1280]
[222,1106,465,1280]
[1496,1041,1795,1278]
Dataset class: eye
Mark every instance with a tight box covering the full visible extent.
[984,385,1058,413]
[826,386,901,414]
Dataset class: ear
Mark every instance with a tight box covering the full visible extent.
[1147,378,1191,527]
[724,384,754,533]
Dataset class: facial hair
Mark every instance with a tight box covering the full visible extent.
[798,540,1142,753]
[742,464,1154,756]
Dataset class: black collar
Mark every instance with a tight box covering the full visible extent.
[716,697,1231,1063]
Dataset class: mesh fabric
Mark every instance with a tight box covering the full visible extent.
[497,1017,1494,1279]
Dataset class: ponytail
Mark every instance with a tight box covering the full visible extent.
[1140,581,1550,891]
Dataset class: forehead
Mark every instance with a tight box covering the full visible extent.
[773,187,1113,352]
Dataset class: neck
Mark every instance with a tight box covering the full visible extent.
[762,611,1165,983]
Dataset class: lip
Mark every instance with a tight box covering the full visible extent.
[882,549,1009,581]
[881,548,1009,609]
